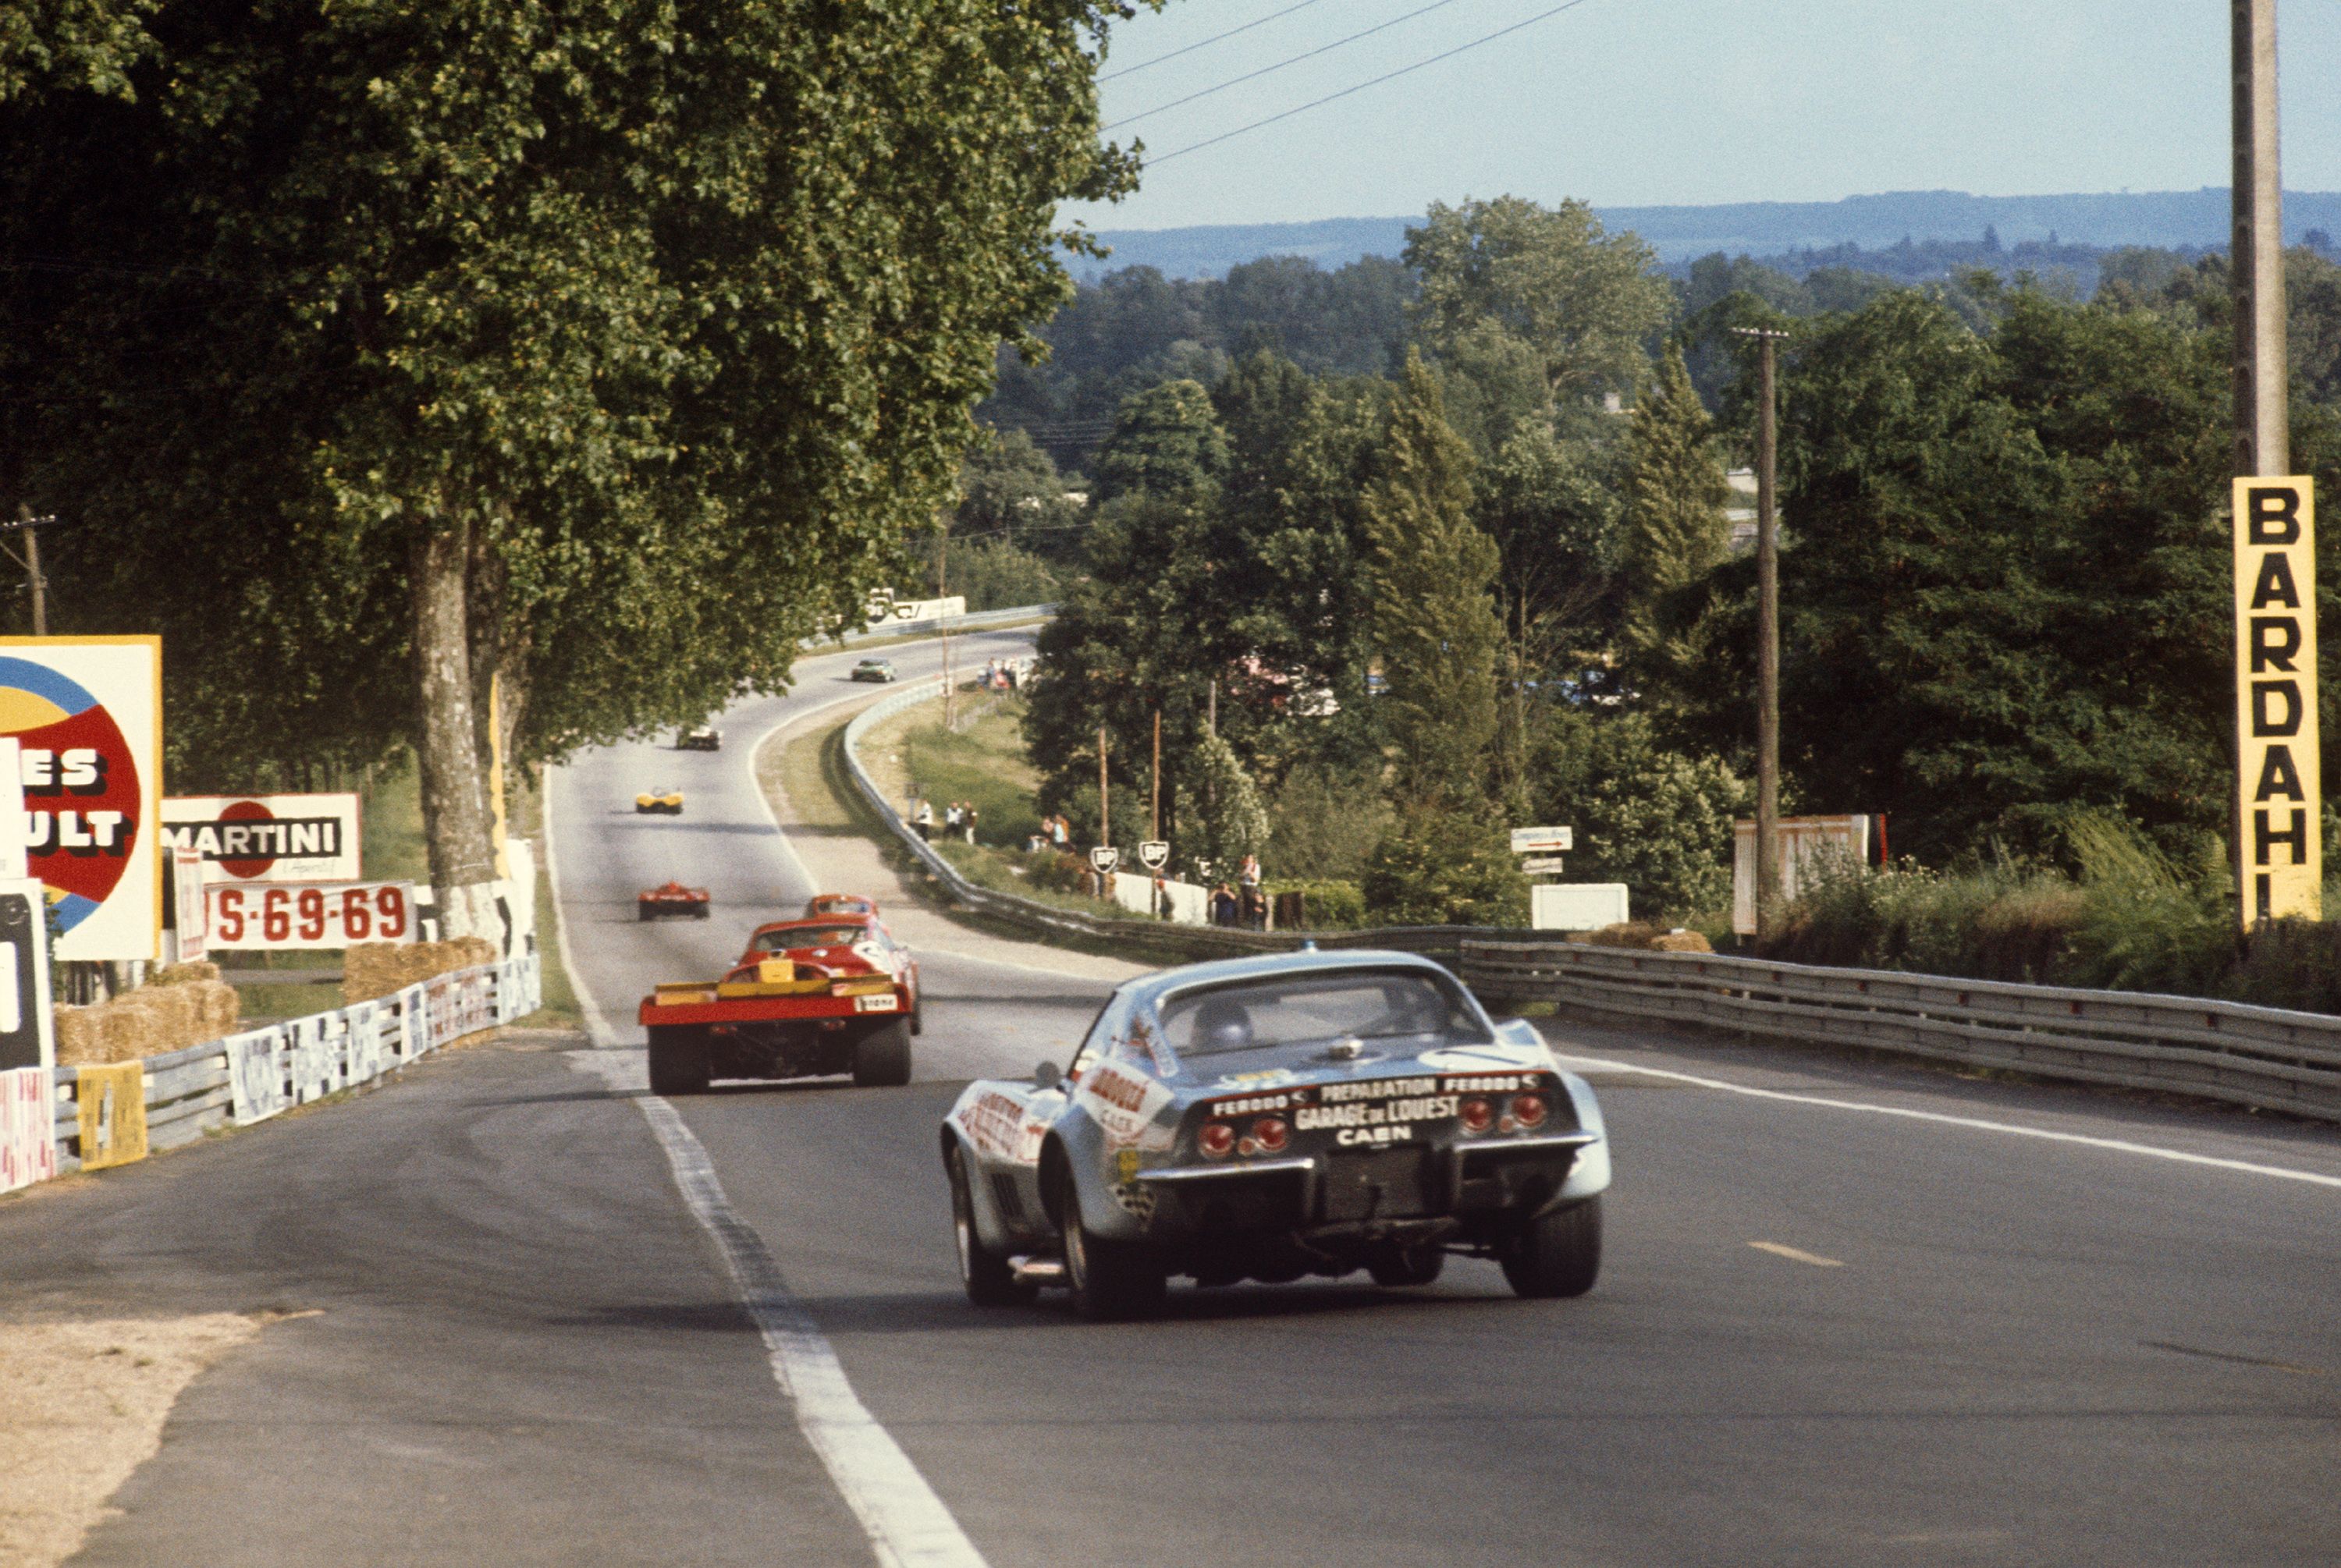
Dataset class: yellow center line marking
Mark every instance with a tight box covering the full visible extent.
[1750,1240,1845,1268]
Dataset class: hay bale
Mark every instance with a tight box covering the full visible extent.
[151,960,222,988]
[54,1006,101,1066]
[343,936,502,1005]
[1650,929,1713,954]
[194,980,240,1038]
[1572,921,1713,953]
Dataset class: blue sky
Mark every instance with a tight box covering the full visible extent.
[1064,0,2341,231]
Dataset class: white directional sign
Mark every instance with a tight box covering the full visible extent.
[1519,856,1568,876]
[1089,846,1121,876]
[1137,840,1170,871]
[1510,825,1572,853]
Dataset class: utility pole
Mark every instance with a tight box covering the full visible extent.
[937,520,953,729]
[1151,709,1161,843]
[1733,327,1790,938]
[2232,0,2288,479]
[1097,725,1110,849]
[8,506,52,636]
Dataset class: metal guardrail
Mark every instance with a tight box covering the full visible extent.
[843,679,2341,1124]
[1461,941,2341,1124]
[838,678,1489,965]
[36,953,542,1175]
[821,603,1056,648]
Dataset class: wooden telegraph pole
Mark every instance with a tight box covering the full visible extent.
[2229,0,2320,925]
[1097,725,1110,848]
[6,506,52,634]
[1151,710,1161,843]
[1733,326,1790,937]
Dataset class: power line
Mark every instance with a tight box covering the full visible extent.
[1110,0,1476,131]
[1102,0,1334,81]
[1149,0,1600,164]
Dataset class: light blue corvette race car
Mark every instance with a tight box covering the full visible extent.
[940,948,1611,1320]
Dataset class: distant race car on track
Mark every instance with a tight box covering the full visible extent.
[638,882,711,921]
[638,910,921,1094]
[678,725,722,751]
[806,893,877,917]
[850,658,897,683]
[940,948,1610,1321]
[635,788,684,814]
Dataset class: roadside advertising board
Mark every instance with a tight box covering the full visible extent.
[1,1065,55,1193]
[161,792,361,884]
[1732,815,1873,935]
[206,881,417,951]
[0,638,163,960]
[76,1060,147,1170]
[1509,825,1573,853]
[2233,477,2321,925]
[168,846,208,963]
[0,878,55,1073]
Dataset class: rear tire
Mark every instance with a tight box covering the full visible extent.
[950,1148,1036,1307]
[851,1020,912,1087]
[1501,1197,1601,1299]
[637,905,652,921]
[1057,1167,1165,1321]
[647,1025,711,1096]
[1368,1245,1446,1288]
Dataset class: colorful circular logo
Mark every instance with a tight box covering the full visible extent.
[0,657,142,934]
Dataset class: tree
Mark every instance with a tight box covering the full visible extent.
[5,0,1140,932]
[0,0,154,102]
[1534,709,1744,918]
[1181,727,1268,880]
[1361,807,1526,926]
[1618,346,1731,654]
[1090,379,1229,505]
[955,427,1082,555]
[1361,354,1504,808]
[1405,196,1672,403]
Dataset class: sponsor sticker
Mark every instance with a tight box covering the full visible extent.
[1075,1063,1176,1151]
[854,993,900,1013]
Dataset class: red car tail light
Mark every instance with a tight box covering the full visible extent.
[1458,1096,1494,1134]
[1198,1122,1235,1159]
[1511,1092,1549,1130]
[1251,1116,1289,1154]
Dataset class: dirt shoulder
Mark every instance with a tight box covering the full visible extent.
[0,1313,281,1567]
[757,701,1147,985]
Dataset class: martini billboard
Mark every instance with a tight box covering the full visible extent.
[0,639,162,961]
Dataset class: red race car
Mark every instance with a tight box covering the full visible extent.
[805,892,878,917]
[638,911,920,1094]
[637,882,711,921]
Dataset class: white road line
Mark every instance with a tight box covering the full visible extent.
[1749,1241,1844,1268]
[1553,1051,2341,1191]
[627,1084,989,1568]
[554,800,987,1566]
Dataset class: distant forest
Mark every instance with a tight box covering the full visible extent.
[980,229,2338,474]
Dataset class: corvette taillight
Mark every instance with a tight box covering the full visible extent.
[1251,1116,1289,1154]
[1512,1092,1549,1130]
[1198,1122,1235,1159]
[1458,1096,1494,1135]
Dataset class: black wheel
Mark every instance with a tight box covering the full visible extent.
[909,1002,923,1037]
[1056,1166,1165,1322]
[1367,1244,1446,1288]
[647,1025,712,1096]
[950,1148,1036,1307]
[1501,1197,1601,1299]
[851,1020,912,1087]
[692,905,709,920]
[637,905,652,921]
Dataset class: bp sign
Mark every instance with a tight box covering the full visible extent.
[1089,846,1121,875]
[0,640,162,960]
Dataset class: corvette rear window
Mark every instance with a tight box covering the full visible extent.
[1157,972,1488,1060]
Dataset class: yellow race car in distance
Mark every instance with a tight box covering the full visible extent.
[635,787,684,815]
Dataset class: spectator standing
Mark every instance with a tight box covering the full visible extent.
[1212,884,1239,928]
[945,801,964,838]
[913,798,934,842]
[963,803,980,845]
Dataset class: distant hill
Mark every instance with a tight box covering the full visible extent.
[1078,189,2341,280]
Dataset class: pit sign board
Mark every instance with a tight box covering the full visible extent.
[162,793,361,884]
[206,880,417,951]
[2234,477,2321,925]
[0,638,162,961]
[1509,825,1573,854]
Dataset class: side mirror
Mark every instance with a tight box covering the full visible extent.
[1033,1060,1063,1091]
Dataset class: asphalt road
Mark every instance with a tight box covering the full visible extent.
[5,630,2339,1566]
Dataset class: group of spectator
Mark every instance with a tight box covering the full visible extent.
[1027,812,1075,855]
[1208,853,1267,929]
[911,797,981,845]
[980,658,1019,693]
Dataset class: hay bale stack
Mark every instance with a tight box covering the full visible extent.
[343,936,503,1005]
[151,960,222,987]
[48,977,242,1066]
[54,1006,102,1066]
[1573,921,1713,954]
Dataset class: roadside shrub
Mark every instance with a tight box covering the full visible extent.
[1021,848,1092,895]
[1362,807,1527,927]
[1263,879,1364,930]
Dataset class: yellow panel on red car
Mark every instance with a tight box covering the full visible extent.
[653,982,718,1006]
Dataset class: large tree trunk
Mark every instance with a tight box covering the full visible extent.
[411,522,503,946]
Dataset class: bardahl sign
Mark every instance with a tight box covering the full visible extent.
[162,793,362,884]
[2233,477,2321,925]
[0,638,162,962]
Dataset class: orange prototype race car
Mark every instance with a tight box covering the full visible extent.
[638,882,711,921]
[638,911,921,1095]
[805,892,877,917]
